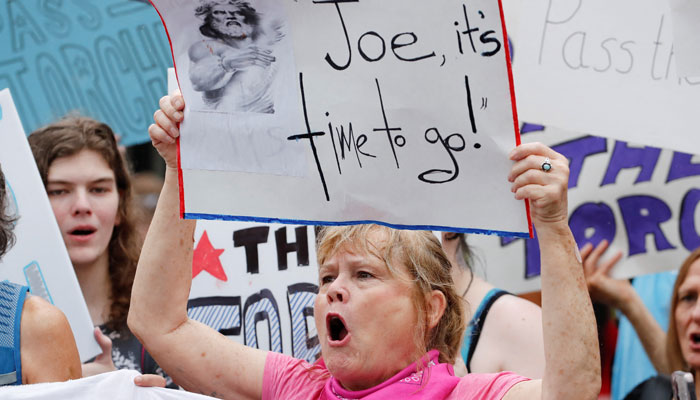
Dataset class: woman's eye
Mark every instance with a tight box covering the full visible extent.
[681,294,696,302]
[47,189,66,196]
[357,271,373,279]
[91,187,108,193]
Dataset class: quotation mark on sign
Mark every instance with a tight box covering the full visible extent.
[480,97,488,110]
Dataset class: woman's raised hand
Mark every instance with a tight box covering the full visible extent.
[580,240,632,309]
[149,91,185,169]
[508,142,569,227]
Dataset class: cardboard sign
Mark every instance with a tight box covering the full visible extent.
[469,124,700,294]
[0,0,171,146]
[513,0,700,155]
[155,0,530,237]
[0,89,99,361]
[188,220,320,363]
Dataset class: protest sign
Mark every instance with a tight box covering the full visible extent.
[0,89,100,361]
[188,220,320,363]
[513,0,700,155]
[155,0,530,237]
[0,0,170,145]
[0,370,213,399]
[669,0,700,78]
[468,124,700,294]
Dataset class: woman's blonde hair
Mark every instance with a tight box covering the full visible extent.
[667,247,700,372]
[316,224,465,364]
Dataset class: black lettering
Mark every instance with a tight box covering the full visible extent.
[418,128,465,184]
[275,226,310,271]
[358,31,386,62]
[458,4,479,54]
[314,0,359,70]
[356,134,375,158]
[479,30,501,57]
[288,73,330,201]
[372,79,403,169]
[391,32,435,62]
[233,227,270,274]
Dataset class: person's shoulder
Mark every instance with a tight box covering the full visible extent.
[21,296,78,360]
[484,292,542,331]
[21,295,72,336]
[20,295,81,383]
[188,39,229,59]
[474,291,545,377]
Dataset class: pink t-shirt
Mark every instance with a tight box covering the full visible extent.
[262,350,528,400]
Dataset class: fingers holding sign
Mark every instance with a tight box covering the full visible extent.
[149,91,185,169]
[134,374,167,388]
[508,142,570,226]
[81,327,116,377]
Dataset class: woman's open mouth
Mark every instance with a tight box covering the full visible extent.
[326,313,350,346]
[690,333,700,347]
[68,226,97,241]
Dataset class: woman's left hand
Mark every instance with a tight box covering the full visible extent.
[81,327,117,377]
[508,142,570,226]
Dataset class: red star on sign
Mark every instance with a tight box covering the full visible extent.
[192,230,227,281]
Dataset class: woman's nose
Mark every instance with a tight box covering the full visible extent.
[691,300,700,322]
[326,279,348,303]
[72,189,92,215]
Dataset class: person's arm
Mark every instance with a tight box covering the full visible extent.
[20,296,81,383]
[503,143,601,400]
[188,41,275,93]
[188,41,235,92]
[127,93,267,400]
[581,240,669,374]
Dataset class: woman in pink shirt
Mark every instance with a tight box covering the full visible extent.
[128,92,601,399]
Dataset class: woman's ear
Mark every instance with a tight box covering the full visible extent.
[427,290,447,330]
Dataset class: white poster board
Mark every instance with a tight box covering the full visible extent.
[154,0,530,238]
[0,370,215,399]
[669,0,700,78]
[0,89,100,361]
[469,124,700,294]
[188,220,320,362]
[513,0,700,155]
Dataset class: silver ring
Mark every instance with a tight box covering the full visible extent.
[541,157,552,172]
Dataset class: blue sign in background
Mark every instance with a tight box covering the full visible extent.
[0,0,172,145]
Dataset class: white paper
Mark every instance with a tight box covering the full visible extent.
[514,0,700,156]
[0,89,100,361]
[669,0,700,77]
[156,0,306,176]
[156,0,530,237]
